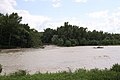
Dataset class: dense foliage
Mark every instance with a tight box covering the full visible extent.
[43,22,120,46]
[0,64,120,80]
[0,13,42,48]
[1,13,120,48]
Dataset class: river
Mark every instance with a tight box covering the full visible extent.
[0,45,120,74]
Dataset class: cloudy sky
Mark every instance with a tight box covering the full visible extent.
[1,0,120,33]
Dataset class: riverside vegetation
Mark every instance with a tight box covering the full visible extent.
[0,13,42,48]
[0,64,120,80]
[43,22,120,46]
[1,13,120,48]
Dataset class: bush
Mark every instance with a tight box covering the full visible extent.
[70,39,78,46]
[10,70,27,76]
[57,38,64,46]
[51,35,59,45]
[65,40,71,47]
[110,63,120,72]
[88,40,99,45]
[79,38,88,45]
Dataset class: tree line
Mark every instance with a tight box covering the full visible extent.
[1,13,120,48]
[0,13,42,48]
[42,22,120,46]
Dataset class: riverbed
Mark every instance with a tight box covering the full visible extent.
[0,45,120,74]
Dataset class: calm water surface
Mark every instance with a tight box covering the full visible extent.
[0,45,120,74]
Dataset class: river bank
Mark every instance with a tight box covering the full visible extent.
[0,64,120,80]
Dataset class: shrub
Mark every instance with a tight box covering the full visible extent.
[10,70,27,76]
[57,38,64,46]
[51,35,59,45]
[79,38,88,45]
[65,40,71,47]
[88,40,99,45]
[110,63,120,72]
[70,39,78,46]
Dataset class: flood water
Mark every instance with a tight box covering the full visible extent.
[0,45,120,74]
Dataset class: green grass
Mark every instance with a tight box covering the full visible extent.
[0,64,120,80]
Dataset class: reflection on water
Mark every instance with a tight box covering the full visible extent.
[0,45,120,74]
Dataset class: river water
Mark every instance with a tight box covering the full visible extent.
[0,45,120,74]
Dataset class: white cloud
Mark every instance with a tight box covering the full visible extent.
[117,7,120,10]
[17,10,51,31]
[87,9,120,33]
[112,8,120,16]
[0,0,51,31]
[112,12,120,16]
[43,17,87,31]
[24,0,35,2]
[52,2,61,7]
[88,10,108,18]
[75,0,87,3]
[52,0,61,2]
[19,11,50,31]
[52,0,61,7]
[23,0,62,8]
[0,0,17,14]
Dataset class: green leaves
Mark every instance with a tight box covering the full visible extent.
[42,28,56,43]
[111,64,120,72]
[42,22,120,46]
[0,13,42,48]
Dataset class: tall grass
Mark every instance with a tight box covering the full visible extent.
[0,64,120,80]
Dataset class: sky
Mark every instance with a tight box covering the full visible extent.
[1,0,120,33]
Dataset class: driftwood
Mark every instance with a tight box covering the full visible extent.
[93,46,104,49]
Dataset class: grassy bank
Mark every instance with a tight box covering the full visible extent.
[0,64,120,80]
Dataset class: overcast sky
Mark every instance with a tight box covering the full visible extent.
[0,0,120,33]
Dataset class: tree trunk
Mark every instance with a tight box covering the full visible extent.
[0,28,2,42]
[8,33,11,47]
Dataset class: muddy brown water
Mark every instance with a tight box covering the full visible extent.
[0,45,120,74]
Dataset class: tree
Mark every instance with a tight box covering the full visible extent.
[29,29,42,47]
[42,28,56,44]
[0,13,42,48]
[42,22,120,46]
[5,13,22,47]
[0,13,22,48]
